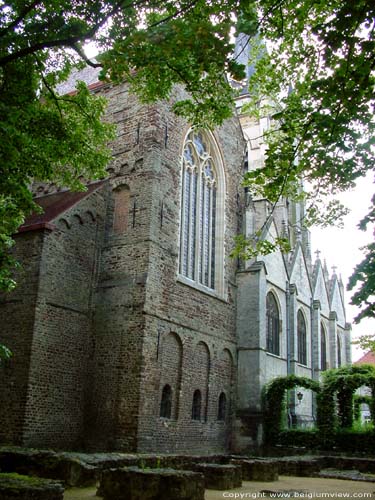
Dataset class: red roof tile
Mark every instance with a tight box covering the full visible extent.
[355,351,375,365]
[18,181,105,233]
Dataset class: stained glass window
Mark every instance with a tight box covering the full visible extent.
[180,130,220,290]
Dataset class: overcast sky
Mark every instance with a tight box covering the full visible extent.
[310,174,375,361]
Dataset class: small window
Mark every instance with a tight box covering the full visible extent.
[218,392,227,421]
[192,389,202,420]
[266,292,280,355]
[160,384,172,419]
[297,310,307,365]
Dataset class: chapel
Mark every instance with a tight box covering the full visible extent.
[0,59,351,453]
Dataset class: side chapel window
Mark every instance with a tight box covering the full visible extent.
[266,292,280,355]
[179,130,224,291]
[297,310,307,365]
[320,322,327,371]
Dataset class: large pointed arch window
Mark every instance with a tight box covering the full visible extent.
[179,130,224,292]
[297,310,307,365]
[266,292,280,356]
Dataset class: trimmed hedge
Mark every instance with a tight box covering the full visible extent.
[263,365,375,452]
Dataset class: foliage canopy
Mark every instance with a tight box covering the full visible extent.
[1,0,375,329]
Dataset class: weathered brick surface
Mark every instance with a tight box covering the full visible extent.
[0,73,351,454]
[0,79,244,452]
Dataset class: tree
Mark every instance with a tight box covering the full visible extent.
[0,0,248,295]
[235,1,375,331]
[1,1,375,325]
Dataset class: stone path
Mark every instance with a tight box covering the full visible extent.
[64,476,375,500]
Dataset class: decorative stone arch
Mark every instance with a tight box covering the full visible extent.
[84,210,97,223]
[57,217,71,230]
[263,375,320,443]
[317,364,375,434]
[191,341,210,421]
[221,348,234,376]
[216,348,234,421]
[72,213,83,225]
[159,332,183,420]
[111,183,131,234]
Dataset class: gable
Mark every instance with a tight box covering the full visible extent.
[262,221,288,290]
[289,244,312,304]
[330,278,346,327]
[313,264,330,316]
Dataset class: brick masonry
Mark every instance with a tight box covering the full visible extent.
[0,76,352,453]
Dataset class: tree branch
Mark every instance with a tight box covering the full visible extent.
[0,0,132,67]
[0,0,41,38]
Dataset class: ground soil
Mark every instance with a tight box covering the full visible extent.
[64,476,375,500]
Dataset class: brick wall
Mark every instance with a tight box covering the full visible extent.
[0,231,44,444]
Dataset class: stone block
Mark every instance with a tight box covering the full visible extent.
[0,449,97,486]
[0,473,64,499]
[192,463,242,490]
[98,466,205,500]
[231,459,278,482]
[276,458,321,477]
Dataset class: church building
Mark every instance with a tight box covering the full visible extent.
[0,64,351,453]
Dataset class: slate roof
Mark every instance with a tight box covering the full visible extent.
[56,64,102,95]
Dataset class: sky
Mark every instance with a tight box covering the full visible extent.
[310,173,375,362]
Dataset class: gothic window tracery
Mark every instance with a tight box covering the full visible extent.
[266,292,280,356]
[297,310,307,365]
[179,130,224,292]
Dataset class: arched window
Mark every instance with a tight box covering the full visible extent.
[297,310,307,365]
[160,384,172,419]
[192,389,202,420]
[266,292,280,355]
[179,130,224,292]
[218,392,227,421]
[320,322,327,371]
[337,334,342,367]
